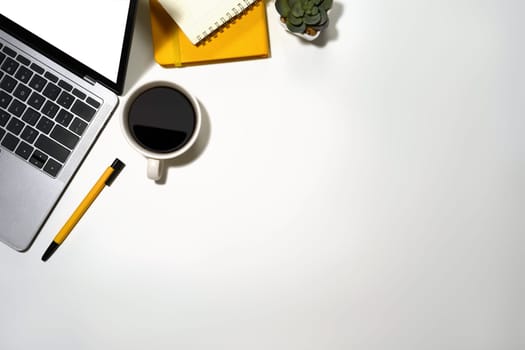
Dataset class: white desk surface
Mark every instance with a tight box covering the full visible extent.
[1,1,524,349]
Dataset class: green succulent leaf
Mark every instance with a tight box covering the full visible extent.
[275,0,291,16]
[287,21,307,33]
[288,14,303,26]
[304,0,313,11]
[291,2,305,17]
[319,0,333,11]
[304,12,321,25]
[318,7,328,25]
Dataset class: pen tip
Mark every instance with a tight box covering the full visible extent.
[42,241,60,262]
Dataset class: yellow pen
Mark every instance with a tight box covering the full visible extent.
[41,158,125,262]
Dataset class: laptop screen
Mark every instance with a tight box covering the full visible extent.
[0,0,137,95]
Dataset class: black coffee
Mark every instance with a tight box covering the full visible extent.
[128,86,196,153]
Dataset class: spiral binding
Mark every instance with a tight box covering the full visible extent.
[195,0,256,43]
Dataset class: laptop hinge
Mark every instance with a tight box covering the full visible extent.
[83,75,97,86]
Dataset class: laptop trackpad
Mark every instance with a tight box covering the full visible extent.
[0,151,63,251]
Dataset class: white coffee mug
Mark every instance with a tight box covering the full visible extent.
[121,81,201,181]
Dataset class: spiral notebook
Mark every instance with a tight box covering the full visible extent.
[157,0,258,44]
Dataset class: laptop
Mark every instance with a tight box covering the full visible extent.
[0,1,138,251]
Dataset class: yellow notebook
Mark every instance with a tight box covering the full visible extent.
[150,0,270,67]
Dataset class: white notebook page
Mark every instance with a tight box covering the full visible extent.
[158,0,257,44]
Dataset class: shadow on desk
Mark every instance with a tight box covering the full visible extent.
[155,100,212,184]
[124,0,156,94]
[311,1,344,47]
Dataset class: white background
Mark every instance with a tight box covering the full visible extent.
[1,0,524,349]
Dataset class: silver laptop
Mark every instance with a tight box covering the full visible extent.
[0,1,137,251]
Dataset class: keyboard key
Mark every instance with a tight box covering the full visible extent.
[8,99,26,117]
[43,82,61,100]
[1,74,17,92]
[42,100,59,118]
[36,116,54,134]
[21,107,41,125]
[86,96,101,109]
[27,91,45,109]
[69,117,87,136]
[1,57,19,75]
[51,124,79,149]
[14,65,32,83]
[15,141,33,159]
[58,80,72,91]
[0,52,5,65]
[0,128,5,141]
[2,46,16,57]
[43,158,62,177]
[57,91,74,109]
[71,100,96,121]
[0,109,10,126]
[35,134,70,162]
[55,109,73,127]
[30,62,44,75]
[44,71,58,83]
[16,54,31,66]
[6,117,24,135]
[72,88,86,100]
[1,132,19,151]
[13,84,31,101]
[29,74,46,91]
[29,149,47,168]
[21,125,38,143]
[0,90,13,108]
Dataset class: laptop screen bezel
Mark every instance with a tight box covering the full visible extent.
[0,0,137,96]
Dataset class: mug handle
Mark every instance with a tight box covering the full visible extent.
[147,158,163,181]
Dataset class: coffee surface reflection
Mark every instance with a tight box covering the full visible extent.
[128,86,196,153]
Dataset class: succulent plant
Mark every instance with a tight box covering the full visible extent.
[275,0,333,35]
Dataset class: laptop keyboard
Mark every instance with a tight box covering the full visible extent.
[0,40,101,178]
